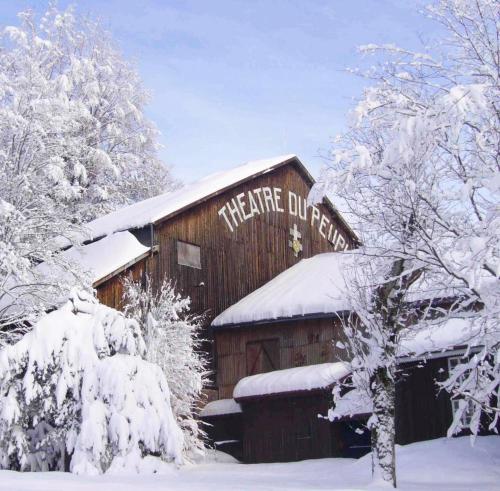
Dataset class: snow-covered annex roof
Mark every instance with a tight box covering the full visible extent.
[56,231,150,287]
[199,398,242,418]
[0,232,150,317]
[211,250,471,328]
[212,252,355,327]
[233,362,350,400]
[399,317,483,360]
[212,250,483,358]
[84,154,301,241]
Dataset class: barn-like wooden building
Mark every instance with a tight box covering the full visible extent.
[204,252,480,462]
[41,154,489,463]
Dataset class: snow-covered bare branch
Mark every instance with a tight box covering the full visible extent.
[314,0,499,485]
[123,276,209,459]
[0,5,178,332]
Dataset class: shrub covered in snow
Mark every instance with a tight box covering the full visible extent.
[0,290,183,474]
[123,277,208,459]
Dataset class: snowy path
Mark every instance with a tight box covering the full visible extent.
[1,436,499,491]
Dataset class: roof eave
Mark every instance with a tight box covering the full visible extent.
[153,155,300,227]
[92,249,150,288]
[234,385,334,404]
[211,310,350,331]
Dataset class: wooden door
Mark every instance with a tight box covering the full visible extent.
[246,338,280,376]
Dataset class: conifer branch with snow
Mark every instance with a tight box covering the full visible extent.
[0,290,183,474]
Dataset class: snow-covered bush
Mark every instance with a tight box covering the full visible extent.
[0,5,177,330]
[0,290,183,474]
[123,277,208,459]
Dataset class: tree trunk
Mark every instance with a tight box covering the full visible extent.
[371,365,397,487]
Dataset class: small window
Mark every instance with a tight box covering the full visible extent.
[177,241,201,269]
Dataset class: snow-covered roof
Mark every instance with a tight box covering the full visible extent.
[56,231,150,286]
[0,232,149,319]
[211,249,478,328]
[199,399,242,418]
[233,362,350,400]
[83,154,298,241]
[399,317,483,359]
[212,252,356,327]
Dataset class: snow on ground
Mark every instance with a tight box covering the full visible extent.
[1,436,498,491]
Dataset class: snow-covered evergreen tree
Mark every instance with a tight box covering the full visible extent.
[0,290,183,474]
[0,5,177,332]
[312,0,499,486]
[123,277,208,459]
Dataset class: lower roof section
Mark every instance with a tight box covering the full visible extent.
[212,252,357,328]
[0,231,150,318]
[60,231,150,287]
[233,362,350,401]
[199,398,242,418]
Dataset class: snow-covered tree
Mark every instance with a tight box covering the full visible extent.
[123,276,208,459]
[0,5,177,333]
[327,252,424,487]
[312,0,499,486]
[0,290,183,474]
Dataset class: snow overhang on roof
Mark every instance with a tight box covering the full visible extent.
[37,231,150,290]
[0,231,150,319]
[59,231,151,287]
[199,398,242,418]
[233,362,350,401]
[398,317,483,361]
[212,251,359,328]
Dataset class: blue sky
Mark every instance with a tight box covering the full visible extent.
[1,1,436,183]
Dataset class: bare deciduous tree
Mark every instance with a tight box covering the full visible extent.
[0,5,178,334]
[314,0,499,486]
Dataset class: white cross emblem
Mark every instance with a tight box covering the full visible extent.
[289,223,303,257]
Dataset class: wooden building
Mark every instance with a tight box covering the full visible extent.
[46,153,491,464]
[57,154,356,394]
[203,252,490,463]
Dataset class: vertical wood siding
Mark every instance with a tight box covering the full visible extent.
[95,256,149,310]
[215,318,346,399]
[96,162,354,324]
[241,393,341,463]
[395,358,452,444]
